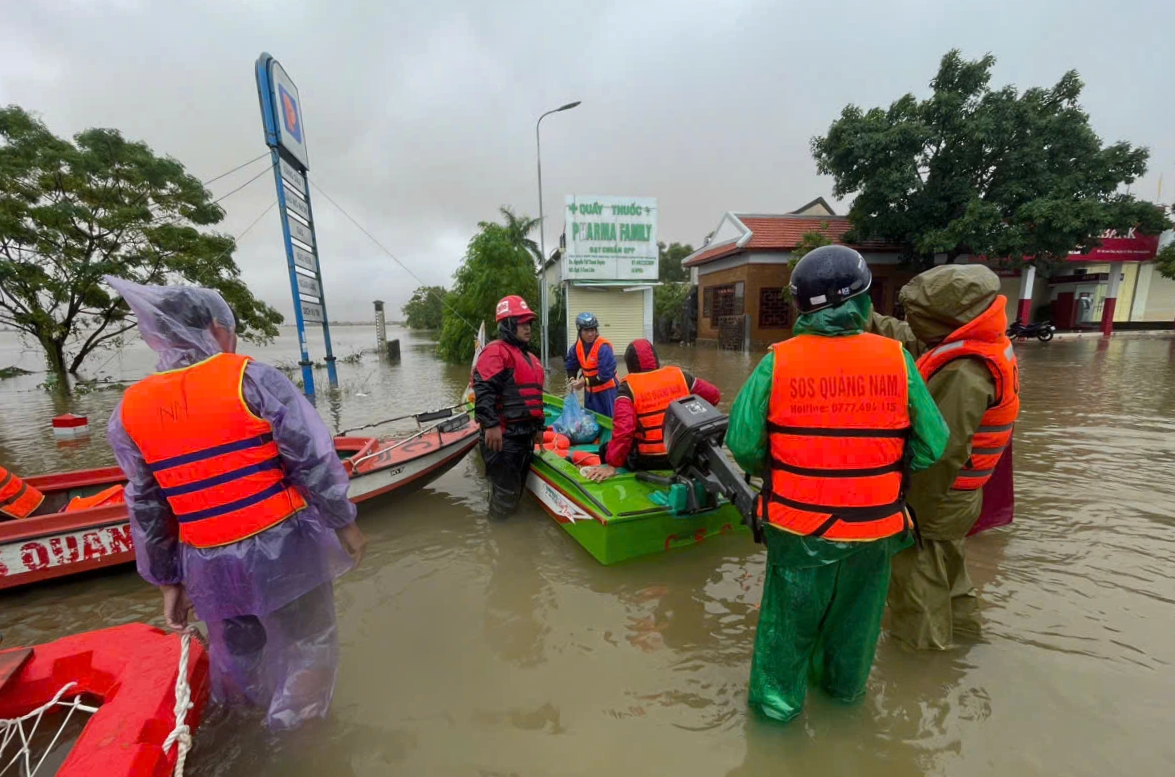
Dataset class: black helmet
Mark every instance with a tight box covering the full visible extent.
[788,245,871,314]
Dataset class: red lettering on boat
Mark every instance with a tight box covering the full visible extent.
[82,532,108,560]
[107,524,133,553]
[21,542,49,571]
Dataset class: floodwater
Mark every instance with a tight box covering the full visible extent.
[3,327,1175,776]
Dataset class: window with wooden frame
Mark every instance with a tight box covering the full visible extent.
[759,287,790,328]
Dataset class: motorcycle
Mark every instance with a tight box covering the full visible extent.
[1007,319,1055,342]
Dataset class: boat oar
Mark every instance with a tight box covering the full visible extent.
[338,403,466,436]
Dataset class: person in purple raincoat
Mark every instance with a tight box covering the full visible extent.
[105,277,366,731]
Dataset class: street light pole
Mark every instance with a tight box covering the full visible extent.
[536,100,581,373]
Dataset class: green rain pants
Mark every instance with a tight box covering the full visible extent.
[748,529,899,722]
[887,538,979,650]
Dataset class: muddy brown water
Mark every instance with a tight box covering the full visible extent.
[2,328,1175,776]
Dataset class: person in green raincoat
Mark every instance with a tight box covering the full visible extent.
[727,246,949,722]
[868,264,1020,650]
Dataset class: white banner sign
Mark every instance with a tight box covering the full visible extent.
[296,272,321,298]
[284,188,310,220]
[288,219,315,248]
[292,245,317,272]
[300,299,324,323]
[564,196,658,281]
[280,158,306,196]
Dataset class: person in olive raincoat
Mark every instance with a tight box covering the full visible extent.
[726,246,949,722]
[869,264,1021,650]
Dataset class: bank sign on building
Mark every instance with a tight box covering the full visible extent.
[559,196,659,360]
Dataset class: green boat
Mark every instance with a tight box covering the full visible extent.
[526,393,747,565]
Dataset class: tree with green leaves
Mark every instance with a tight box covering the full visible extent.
[401,285,447,329]
[657,241,693,282]
[436,213,539,363]
[1156,241,1175,282]
[791,223,833,261]
[0,106,282,390]
[811,50,1170,269]
[499,206,542,267]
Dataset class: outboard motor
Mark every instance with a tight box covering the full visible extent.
[658,395,763,543]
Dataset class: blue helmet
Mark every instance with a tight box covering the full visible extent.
[575,312,599,331]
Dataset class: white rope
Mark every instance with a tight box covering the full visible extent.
[0,681,99,777]
[0,630,196,776]
[162,630,195,777]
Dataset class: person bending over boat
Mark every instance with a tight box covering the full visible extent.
[105,278,366,732]
[565,312,620,418]
[868,264,1021,650]
[584,339,720,482]
[725,246,948,723]
[473,295,546,519]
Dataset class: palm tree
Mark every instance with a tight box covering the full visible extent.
[499,207,543,267]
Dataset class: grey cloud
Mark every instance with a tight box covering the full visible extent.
[2,0,1172,321]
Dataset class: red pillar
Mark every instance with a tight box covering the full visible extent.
[1100,262,1124,337]
[1100,298,1117,336]
[1016,265,1036,323]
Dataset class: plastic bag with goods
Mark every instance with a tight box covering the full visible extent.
[553,392,600,445]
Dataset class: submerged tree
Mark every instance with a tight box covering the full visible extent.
[401,285,448,329]
[0,106,282,389]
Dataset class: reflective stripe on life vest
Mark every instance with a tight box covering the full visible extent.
[120,352,306,548]
[623,366,691,464]
[576,338,619,393]
[917,296,1020,491]
[0,466,45,519]
[764,333,911,541]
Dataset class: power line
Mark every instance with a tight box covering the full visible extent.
[210,162,276,206]
[308,179,480,335]
[201,153,270,187]
[87,198,279,376]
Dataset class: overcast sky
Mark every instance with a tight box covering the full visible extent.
[2,0,1172,322]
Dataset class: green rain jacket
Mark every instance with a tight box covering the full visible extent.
[867,264,1002,540]
[727,295,949,566]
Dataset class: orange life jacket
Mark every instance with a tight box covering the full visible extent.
[576,338,619,393]
[763,333,911,541]
[120,353,306,548]
[0,465,45,519]
[917,296,1020,491]
[624,366,691,466]
[63,484,126,513]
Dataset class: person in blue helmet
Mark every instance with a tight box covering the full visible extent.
[565,312,620,418]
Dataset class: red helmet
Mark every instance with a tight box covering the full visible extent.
[495,295,536,323]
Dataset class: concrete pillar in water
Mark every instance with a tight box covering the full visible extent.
[373,300,388,354]
[1100,262,1124,337]
[1017,265,1036,323]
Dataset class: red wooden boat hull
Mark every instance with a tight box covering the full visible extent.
[0,421,478,592]
[0,622,210,777]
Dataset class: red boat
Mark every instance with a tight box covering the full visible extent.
[0,622,209,777]
[0,412,478,591]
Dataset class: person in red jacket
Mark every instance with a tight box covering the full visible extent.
[472,296,547,518]
[585,339,721,482]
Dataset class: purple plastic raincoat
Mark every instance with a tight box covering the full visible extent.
[105,277,356,730]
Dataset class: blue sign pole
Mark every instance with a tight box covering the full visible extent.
[299,178,339,388]
[268,147,316,396]
[255,51,338,397]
